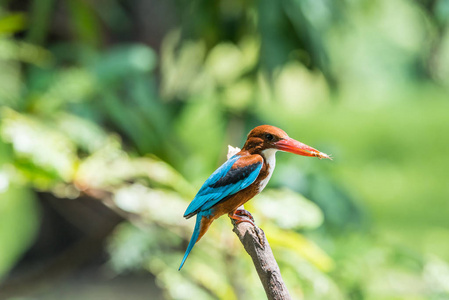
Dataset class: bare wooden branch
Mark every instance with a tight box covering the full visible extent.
[232,220,291,300]
[226,146,291,299]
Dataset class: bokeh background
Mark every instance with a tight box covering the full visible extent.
[1,0,449,299]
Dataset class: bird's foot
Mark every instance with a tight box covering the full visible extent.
[229,209,256,226]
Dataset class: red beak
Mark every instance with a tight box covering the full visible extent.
[275,137,331,160]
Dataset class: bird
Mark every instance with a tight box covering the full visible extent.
[179,125,331,270]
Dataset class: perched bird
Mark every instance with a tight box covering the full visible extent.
[179,125,330,270]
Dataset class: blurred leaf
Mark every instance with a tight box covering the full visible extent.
[160,31,210,99]
[32,67,95,113]
[0,182,39,280]
[55,112,109,153]
[255,188,324,230]
[101,91,154,154]
[266,224,334,272]
[222,78,254,112]
[76,138,193,196]
[274,62,329,114]
[26,0,55,44]
[174,97,226,181]
[423,256,449,296]
[0,12,26,34]
[94,44,157,83]
[108,223,160,272]
[0,60,20,107]
[205,42,247,85]
[0,37,51,66]
[0,108,77,183]
[258,0,291,73]
[67,0,101,47]
[114,184,186,226]
[435,0,449,25]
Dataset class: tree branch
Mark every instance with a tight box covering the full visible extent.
[231,220,291,300]
[226,146,291,299]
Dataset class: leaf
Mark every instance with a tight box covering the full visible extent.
[255,188,324,230]
[1,108,78,183]
[94,44,157,83]
[265,224,334,272]
[67,0,101,47]
[0,183,39,280]
[0,12,27,34]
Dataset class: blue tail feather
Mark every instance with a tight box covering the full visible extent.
[179,213,203,270]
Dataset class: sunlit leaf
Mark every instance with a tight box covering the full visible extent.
[265,224,334,272]
[255,188,324,229]
[1,108,77,183]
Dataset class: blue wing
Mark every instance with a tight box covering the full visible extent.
[183,154,263,218]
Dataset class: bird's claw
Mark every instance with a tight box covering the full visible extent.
[235,209,255,221]
[229,209,256,226]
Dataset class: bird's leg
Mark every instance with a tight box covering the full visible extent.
[228,206,256,226]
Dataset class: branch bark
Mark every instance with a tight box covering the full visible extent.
[232,220,291,300]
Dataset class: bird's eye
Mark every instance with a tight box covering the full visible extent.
[265,133,274,141]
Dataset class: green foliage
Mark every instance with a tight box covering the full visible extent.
[0,140,39,281]
[1,0,449,299]
[0,183,39,281]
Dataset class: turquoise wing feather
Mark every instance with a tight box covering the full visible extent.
[183,154,263,218]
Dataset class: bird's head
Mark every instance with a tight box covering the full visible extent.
[242,125,331,159]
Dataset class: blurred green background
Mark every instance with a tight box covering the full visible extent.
[1,0,449,299]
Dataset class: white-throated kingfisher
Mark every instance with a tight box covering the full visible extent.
[179,125,330,270]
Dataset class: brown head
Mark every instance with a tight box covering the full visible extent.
[242,125,331,159]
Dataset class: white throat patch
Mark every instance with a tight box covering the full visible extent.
[259,148,277,192]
